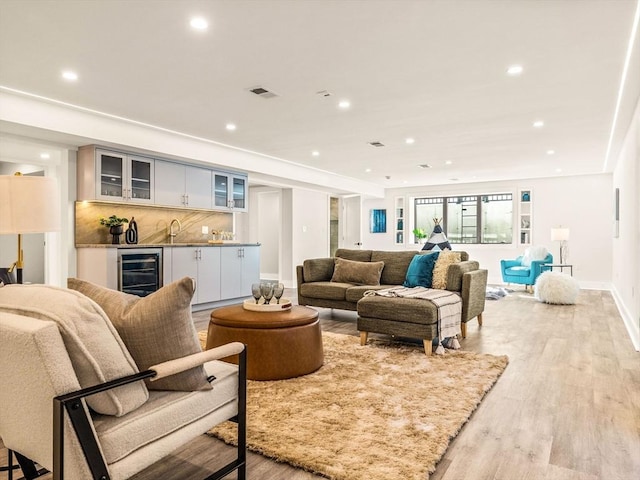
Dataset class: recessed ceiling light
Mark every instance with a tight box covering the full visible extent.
[546,150,555,155]
[445,160,453,165]
[62,70,78,81]
[555,168,562,173]
[338,100,351,109]
[190,17,208,30]
[365,168,372,173]
[40,153,50,159]
[311,150,320,157]
[533,120,544,128]
[405,138,415,144]
[225,123,236,131]
[506,64,523,76]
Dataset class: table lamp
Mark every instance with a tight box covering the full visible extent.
[0,172,61,284]
[551,227,570,264]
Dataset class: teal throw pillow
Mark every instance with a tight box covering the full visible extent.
[403,252,440,288]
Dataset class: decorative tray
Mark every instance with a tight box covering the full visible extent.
[243,298,292,312]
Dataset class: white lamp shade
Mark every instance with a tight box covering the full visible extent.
[551,227,570,242]
[0,175,61,234]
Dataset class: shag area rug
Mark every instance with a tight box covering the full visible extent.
[204,331,508,480]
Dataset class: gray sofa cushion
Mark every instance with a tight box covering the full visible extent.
[335,249,373,262]
[300,282,350,300]
[303,258,335,282]
[331,258,384,286]
[345,285,392,303]
[371,250,418,285]
[357,295,440,325]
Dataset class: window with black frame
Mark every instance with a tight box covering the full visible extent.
[414,193,513,245]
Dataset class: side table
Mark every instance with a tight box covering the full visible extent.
[541,264,573,276]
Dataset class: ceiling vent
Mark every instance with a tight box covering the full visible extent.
[316,90,332,97]
[419,164,432,169]
[248,86,279,99]
[368,141,385,147]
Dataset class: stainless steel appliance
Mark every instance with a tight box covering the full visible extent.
[118,248,162,296]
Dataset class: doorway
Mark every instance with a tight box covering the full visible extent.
[329,197,339,256]
[340,195,362,249]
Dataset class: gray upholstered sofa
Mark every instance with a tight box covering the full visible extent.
[296,248,488,354]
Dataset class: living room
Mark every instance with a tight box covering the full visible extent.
[1,1,639,479]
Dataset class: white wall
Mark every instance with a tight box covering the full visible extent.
[362,173,613,288]
[612,97,640,350]
[246,187,281,280]
[290,189,330,280]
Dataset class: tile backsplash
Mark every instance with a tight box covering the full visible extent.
[75,201,234,245]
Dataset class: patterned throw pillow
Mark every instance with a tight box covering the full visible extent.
[68,277,212,392]
[431,251,462,289]
[403,252,440,288]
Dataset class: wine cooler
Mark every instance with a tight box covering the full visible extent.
[118,248,163,297]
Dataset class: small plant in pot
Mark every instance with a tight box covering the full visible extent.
[412,227,427,243]
[100,215,129,244]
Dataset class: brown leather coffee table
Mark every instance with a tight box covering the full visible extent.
[206,304,324,381]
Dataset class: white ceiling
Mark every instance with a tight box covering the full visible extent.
[0,0,638,190]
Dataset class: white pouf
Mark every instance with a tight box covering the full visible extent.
[535,271,580,305]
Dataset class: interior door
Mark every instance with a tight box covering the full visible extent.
[341,196,362,249]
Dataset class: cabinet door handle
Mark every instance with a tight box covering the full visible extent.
[185,194,189,206]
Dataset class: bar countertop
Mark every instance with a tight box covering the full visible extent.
[76,242,261,248]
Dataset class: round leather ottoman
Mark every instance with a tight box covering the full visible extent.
[206,304,324,380]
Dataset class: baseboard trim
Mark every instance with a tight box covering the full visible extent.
[611,285,640,352]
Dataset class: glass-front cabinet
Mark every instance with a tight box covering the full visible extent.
[213,173,229,209]
[95,149,154,203]
[213,172,248,212]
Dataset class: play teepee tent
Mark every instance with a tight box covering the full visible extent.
[422,218,451,251]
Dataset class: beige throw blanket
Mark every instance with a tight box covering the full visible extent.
[365,286,462,354]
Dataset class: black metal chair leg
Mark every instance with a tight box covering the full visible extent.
[1,449,20,480]
[13,452,47,480]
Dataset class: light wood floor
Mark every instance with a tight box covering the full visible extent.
[2,288,639,480]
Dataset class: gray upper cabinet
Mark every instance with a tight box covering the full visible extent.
[78,147,154,203]
[155,160,212,209]
[78,145,247,212]
[213,172,248,212]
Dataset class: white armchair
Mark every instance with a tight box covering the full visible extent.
[0,290,247,480]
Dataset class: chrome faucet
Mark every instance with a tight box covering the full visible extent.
[169,218,182,244]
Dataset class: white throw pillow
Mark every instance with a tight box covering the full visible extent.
[0,284,148,416]
[522,246,548,267]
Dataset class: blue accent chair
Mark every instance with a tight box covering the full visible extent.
[501,252,553,291]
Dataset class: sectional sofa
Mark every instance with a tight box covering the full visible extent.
[296,248,488,354]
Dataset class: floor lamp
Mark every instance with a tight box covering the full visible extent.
[0,173,61,284]
[551,227,570,264]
